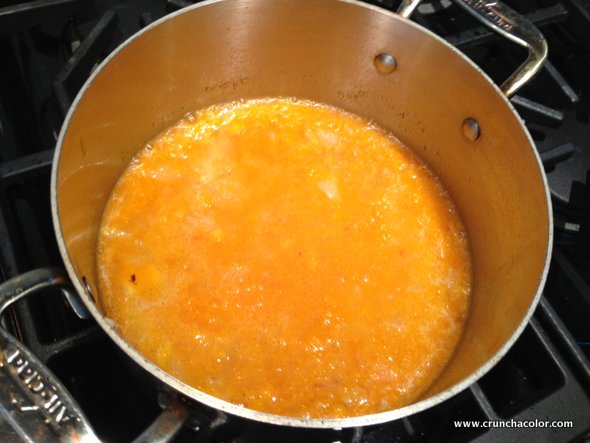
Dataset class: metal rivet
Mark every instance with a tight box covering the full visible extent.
[374,53,397,74]
[462,118,480,141]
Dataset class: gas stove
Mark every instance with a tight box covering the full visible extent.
[0,0,589,442]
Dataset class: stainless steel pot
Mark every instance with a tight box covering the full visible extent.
[0,0,552,440]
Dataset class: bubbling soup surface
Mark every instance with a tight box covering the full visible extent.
[97,98,472,418]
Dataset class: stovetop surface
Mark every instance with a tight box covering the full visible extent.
[1,1,590,442]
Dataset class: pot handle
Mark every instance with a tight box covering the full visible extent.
[397,0,548,98]
[0,268,190,442]
[0,268,100,442]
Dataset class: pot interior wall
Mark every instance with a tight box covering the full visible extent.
[55,0,550,407]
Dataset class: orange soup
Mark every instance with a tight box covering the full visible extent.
[97,98,471,418]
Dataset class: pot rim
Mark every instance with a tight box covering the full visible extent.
[50,0,554,429]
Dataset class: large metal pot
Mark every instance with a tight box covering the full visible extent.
[0,0,552,440]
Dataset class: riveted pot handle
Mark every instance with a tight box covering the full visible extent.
[452,0,548,97]
[397,0,548,98]
[0,268,100,443]
[0,268,191,442]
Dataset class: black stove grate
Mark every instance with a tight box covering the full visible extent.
[1,1,590,442]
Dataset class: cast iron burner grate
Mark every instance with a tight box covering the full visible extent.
[0,1,590,442]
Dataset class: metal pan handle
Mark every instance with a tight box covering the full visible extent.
[0,268,190,442]
[0,268,100,443]
[397,0,548,98]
